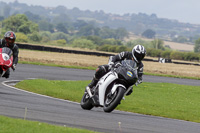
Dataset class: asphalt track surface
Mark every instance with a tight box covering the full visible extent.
[0,64,200,133]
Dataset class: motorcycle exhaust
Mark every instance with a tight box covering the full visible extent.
[86,86,93,98]
[86,87,100,106]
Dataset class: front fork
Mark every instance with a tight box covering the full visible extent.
[0,70,6,77]
[124,85,133,96]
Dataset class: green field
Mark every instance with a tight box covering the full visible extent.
[15,79,200,123]
[0,115,98,133]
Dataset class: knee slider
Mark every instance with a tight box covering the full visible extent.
[95,66,106,79]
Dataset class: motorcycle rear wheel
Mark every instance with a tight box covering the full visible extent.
[80,92,94,110]
[103,86,125,113]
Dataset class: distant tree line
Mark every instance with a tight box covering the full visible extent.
[1,1,200,44]
[0,13,199,61]
[0,14,128,43]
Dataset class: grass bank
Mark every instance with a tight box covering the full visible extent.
[15,79,200,123]
[19,49,200,79]
[19,61,96,70]
[0,115,98,133]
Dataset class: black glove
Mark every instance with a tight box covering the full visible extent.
[135,80,142,86]
[114,62,121,68]
[108,62,114,70]
[11,64,16,71]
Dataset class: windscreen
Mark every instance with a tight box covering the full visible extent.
[121,60,138,71]
[2,47,13,57]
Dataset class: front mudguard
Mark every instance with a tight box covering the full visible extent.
[111,84,126,94]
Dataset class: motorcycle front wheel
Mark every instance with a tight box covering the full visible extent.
[103,86,125,113]
[80,92,94,110]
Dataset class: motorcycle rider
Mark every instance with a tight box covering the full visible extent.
[86,44,146,95]
[0,31,19,78]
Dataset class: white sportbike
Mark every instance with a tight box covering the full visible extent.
[80,60,138,113]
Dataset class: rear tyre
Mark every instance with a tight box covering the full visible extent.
[103,87,125,113]
[80,92,94,110]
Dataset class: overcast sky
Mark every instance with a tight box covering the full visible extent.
[1,0,200,24]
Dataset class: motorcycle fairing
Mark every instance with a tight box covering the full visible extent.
[97,71,118,106]
[0,48,13,77]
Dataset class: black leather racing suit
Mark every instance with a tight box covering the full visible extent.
[0,39,19,78]
[93,51,144,83]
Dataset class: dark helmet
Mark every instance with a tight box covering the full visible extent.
[132,44,146,63]
[4,31,16,47]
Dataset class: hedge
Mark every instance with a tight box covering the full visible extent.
[146,48,200,61]
[97,45,200,62]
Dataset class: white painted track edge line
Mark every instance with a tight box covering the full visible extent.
[2,79,80,105]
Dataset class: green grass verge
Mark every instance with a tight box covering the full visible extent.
[15,79,200,123]
[19,61,96,70]
[144,72,200,80]
[0,115,98,133]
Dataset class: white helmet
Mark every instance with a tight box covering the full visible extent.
[132,44,146,63]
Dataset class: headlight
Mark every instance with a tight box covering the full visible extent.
[2,53,10,61]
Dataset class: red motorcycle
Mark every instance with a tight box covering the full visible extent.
[0,47,13,77]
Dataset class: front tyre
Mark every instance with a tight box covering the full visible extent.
[103,87,125,113]
[80,92,94,110]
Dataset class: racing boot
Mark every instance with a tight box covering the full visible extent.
[87,76,98,90]
[86,76,99,106]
